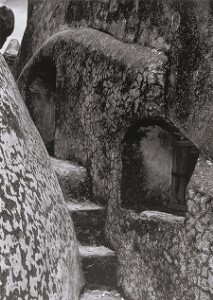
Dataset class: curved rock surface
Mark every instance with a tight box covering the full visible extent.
[0,6,14,49]
[0,54,84,299]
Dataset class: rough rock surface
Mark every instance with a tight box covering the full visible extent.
[67,202,105,246]
[3,39,20,69]
[14,0,213,161]
[17,27,213,299]
[18,28,167,204]
[15,1,213,299]
[0,6,14,49]
[50,157,90,202]
[0,54,84,299]
[80,246,117,288]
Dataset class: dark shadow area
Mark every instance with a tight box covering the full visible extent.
[121,118,199,213]
[25,58,57,155]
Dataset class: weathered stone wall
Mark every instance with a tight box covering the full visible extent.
[18,28,168,203]
[0,54,84,299]
[15,0,213,299]
[15,0,213,158]
[109,157,213,300]
[17,27,213,299]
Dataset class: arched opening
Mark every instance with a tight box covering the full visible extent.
[25,58,57,155]
[121,119,199,213]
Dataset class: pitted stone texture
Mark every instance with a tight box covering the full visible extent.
[106,157,213,300]
[15,2,213,298]
[0,55,84,300]
[15,0,213,160]
[15,0,171,78]
[18,28,167,205]
[11,0,173,75]
[50,157,90,202]
[17,27,213,299]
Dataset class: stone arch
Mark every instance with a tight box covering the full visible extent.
[121,118,199,213]
[24,57,57,155]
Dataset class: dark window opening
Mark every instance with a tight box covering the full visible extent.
[121,120,199,213]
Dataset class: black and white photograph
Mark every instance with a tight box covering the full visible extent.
[0,1,213,299]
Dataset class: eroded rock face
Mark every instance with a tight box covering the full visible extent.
[0,54,84,299]
[0,6,14,49]
[15,1,213,299]
[17,27,213,298]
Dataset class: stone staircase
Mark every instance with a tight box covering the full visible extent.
[50,157,125,300]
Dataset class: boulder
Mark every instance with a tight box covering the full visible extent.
[0,53,84,299]
[0,6,14,49]
[3,38,20,68]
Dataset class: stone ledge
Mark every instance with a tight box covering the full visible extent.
[67,201,104,212]
[79,246,115,258]
[68,202,106,246]
[138,210,185,225]
[120,208,185,230]
[80,246,117,288]
[50,156,90,202]
[50,157,86,175]
[80,289,124,300]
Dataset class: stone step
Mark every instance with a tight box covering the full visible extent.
[79,246,117,289]
[67,201,105,246]
[50,157,90,202]
[80,289,124,300]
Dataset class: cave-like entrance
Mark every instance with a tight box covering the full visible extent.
[25,58,57,156]
[121,119,199,213]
